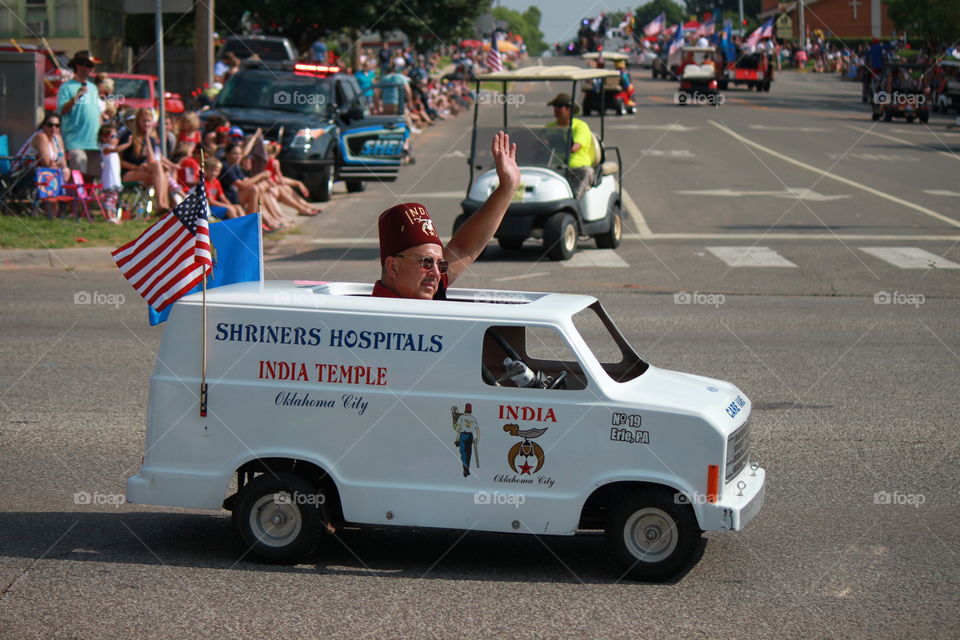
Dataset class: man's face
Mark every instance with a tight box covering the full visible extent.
[386,243,444,300]
[553,104,571,124]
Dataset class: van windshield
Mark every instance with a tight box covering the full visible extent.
[572,302,648,382]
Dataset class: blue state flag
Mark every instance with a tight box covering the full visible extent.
[148,213,263,325]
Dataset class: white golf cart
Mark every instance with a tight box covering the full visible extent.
[457,66,625,260]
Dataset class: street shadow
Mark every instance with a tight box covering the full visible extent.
[0,511,704,585]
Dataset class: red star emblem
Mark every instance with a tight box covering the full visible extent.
[518,460,533,475]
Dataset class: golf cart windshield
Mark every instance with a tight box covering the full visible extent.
[471,125,571,172]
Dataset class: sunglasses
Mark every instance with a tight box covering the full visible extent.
[44,123,61,128]
[394,254,449,274]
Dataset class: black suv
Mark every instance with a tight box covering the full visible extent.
[201,62,408,201]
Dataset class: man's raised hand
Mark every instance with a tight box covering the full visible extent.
[492,131,520,192]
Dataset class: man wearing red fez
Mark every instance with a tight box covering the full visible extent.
[373,131,519,299]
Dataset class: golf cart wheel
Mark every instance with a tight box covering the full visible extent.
[906,115,915,123]
[763,81,771,92]
[718,79,728,90]
[346,180,366,193]
[595,196,622,249]
[232,472,326,564]
[311,164,334,202]
[871,111,880,121]
[919,111,929,124]
[605,486,701,582]
[498,236,525,250]
[615,98,625,116]
[543,211,577,261]
[884,110,893,122]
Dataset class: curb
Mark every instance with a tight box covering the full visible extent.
[0,247,117,269]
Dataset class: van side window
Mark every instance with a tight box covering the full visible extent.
[481,325,587,390]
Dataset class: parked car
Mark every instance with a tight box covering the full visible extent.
[126,280,765,581]
[200,61,408,201]
[109,73,185,115]
[218,35,298,63]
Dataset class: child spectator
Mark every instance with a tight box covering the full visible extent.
[204,157,244,220]
[178,111,202,145]
[98,123,132,223]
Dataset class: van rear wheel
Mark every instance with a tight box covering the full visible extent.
[233,472,326,564]
[606,487,700,581]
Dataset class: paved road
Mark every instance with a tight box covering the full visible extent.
[1,67,958,639]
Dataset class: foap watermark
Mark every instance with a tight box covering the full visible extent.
[474,490,526,508]
[74,491,126,507]
[874,91,926,106]
[873,491,925,508]
[674,92,724,107]
[476,91,526,107]
[274,491,326,506]
[473,290,528,304]
[674,291,725,307]
[273,90,326,107]
[873,291,924,308]
[675,491,714,505]
[273,290,324,308]
[74,291,126,308]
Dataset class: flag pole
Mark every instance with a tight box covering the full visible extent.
[199,146,209,418]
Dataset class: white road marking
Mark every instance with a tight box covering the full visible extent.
[622,232,960,241]
[621,188,653,237]
[749,124,831,132]
[399,191,464,198]
[608,124,699,131]
[640,149,696,157]
[841,124,960,163]
[562,250,630,268]
[923,189,960,197]
[707,246,797,267]
[676,187,849,201]
[493,272,549,282]
[826,152,919,162]
[860,247,960,269]
[443,150,467,158]
[710,120,960,229]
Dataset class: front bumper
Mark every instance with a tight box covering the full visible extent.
[698,464,765,531]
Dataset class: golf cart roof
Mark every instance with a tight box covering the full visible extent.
[582,51,629,62]
[681,46,716,53]
[480,65,619,81]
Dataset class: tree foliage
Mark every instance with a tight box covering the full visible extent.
[634,0,686,29]
[492,5,547,55]
[885,0,960,48]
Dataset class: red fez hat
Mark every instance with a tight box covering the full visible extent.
[378,203,442,264]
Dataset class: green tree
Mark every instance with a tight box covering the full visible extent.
[634,0,686,29]
[885,0,960,48]
[492,6,548,55]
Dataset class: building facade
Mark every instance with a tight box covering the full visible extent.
[0,0,125,67]
[761,0,895,39]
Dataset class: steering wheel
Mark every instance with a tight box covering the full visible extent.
[548,371,568,390]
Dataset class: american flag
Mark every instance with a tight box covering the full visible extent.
[112,174,213,311]
[746,18,775,49]
[486,36,502,72]
[643,12,665,37]
[697,17,715,38]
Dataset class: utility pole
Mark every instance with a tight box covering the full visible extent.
[798,0,805,46]
[195,0,214,92]
[738,0,744,28]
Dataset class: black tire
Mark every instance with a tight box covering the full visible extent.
[346,180,366,193]
[615,98,625,116]
[871,110,880,121]
[232,472,326,564]
[606,486,701,582]
[543,211,577,261]
[919,111,929,124]
[498,236,525,250]
[763,81,771,92]
[311,164,335,202]
[884,110,893,122]
[594,198,622,249]
[582,104,592,117]
[718,79,728,91]
[906,115,915,123]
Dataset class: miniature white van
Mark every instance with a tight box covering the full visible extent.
[127,281,764,581]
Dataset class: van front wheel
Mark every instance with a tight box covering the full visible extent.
[233,472,326,564]
[606,487,700,581]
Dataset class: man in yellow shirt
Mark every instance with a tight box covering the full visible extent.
[546,93,595,198]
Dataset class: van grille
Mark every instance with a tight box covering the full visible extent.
[725,421,750,482]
